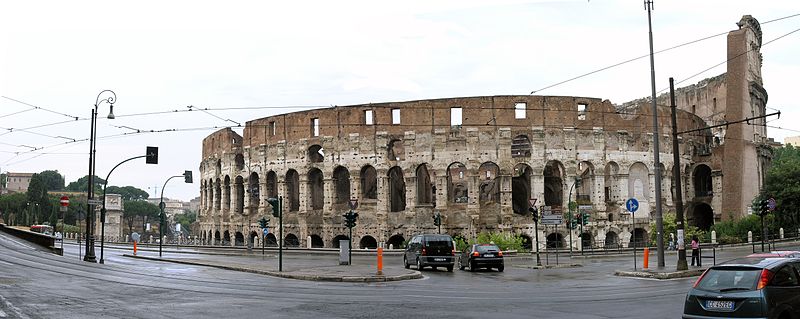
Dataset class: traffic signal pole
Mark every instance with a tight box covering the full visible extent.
[279,196,283,272]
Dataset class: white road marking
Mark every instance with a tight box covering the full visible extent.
[0,260,11,266]
[0,309,7,317]
[0,234,36,250]
[0,295,29,319]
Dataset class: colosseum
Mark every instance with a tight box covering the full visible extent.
[197,16,772,250]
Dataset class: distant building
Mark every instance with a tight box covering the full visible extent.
[5,172,34,194]
[784,136,800,147]
[188,196,201,213]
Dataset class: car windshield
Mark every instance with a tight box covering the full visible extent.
[475,245,500,253]
[424,236,452,248]
[695,268,761,292]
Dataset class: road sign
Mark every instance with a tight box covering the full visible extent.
[263,228,269,235]
[60,196,70,207]
[625,198,639,213]
[529,198,537,208]
[131,232,140,242]
[540,214,563,225]
[348,199,359,210]
[542,206,553,215]
[768,198,776,211]
[87,199,102,205]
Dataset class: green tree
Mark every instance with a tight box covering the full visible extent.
[65,175,106,195]
[26,174,51,224]
[38,170,65,191]
[0,192,27,225]
[761,144,800,230]
[174,210,197,235]
[123,200,159,236]
[650,212,706,245]
[106,186,149,200]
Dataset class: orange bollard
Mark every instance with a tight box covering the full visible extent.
[377,246,384,276]
[643,247,650,269]
[134,241,138,255]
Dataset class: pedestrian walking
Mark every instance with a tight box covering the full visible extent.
[690,235,700,266]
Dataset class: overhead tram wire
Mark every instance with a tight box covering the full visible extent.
[528,12,800,95]
[1,96,81,120]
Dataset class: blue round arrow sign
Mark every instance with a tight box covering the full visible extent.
[626,198,639,213]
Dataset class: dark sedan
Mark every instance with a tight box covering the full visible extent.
[458,244,504,272]
[683,257,800,319]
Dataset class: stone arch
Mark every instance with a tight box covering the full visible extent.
[604,162,620,203]
[577,161,594,205]
[447,162,468,204]
[333,166,350,207]
[511,134,532,157]
[388,166,406,212]
[266,171,278,198]
[604,231,619,248]
[248,172,260,209]
[309,234,324,248]
[580,232,592,249]
[359,235,378,249]
[630,228,648,247]
[216,159,222,173]
[544,160,565,209]
[308,144,324,163]
[308,168,324,210]
[691,203,714,231]
[546,232,564,249]
[286,169,300,211]
[388,139,405,161]
[234,153,244,171]
[249,231,258,246]
[416,164,432,205]
[512,164,532,214]
[221,176,229,212]
[284,233,299,247]
[265,233,277,247]
[235,176,245,214]
[361,165,378,200]
[332,234,349,248]
[214,230,221,245]
[223,230,231,245]
[478,162,500,206]
[235,231,244,246]
[520,234,533,250]
[387,234,405,249]
[693,164,713,197]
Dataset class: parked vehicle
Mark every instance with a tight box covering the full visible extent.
[459,244,504,272]
[30,225,53,235]
[683,257,800,319]
[403,234,455,272]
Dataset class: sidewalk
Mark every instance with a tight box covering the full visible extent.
[123,249,422,282]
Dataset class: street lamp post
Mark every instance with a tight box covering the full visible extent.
[84,90,117,263]
[159,171,193,257]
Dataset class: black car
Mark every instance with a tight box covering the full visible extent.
[459,244,504,272]
[683,257,800,319]
[403,234,455,272]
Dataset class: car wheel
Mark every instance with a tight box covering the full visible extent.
[403,256,410,269]
[497,265,504,272]
[446,265,453,272]
[469,261,476,272]
[417,258,424,270]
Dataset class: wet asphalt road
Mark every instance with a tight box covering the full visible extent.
[0,233,706,319]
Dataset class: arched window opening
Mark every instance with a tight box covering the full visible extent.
[544,161,564,209]
[308,168,324,210]
[361,165,378,200]
[248,172,260,210]
[286,170,300,211]
[234,154,245,171]
[388,139,405,161]
[266,171,277,198]
[604,162,620,203]
[332,235,349,248]
[512,164,532,214]
[387,234,405,249]
[359,235,378,249]
[416,164,433,205]
[310,234,324,248]
[693,165,713,197]
[511,135,531,157]
[479,162,500,206]
[388,166,406,212]
[333,166,351,206]
[234,176,244,214]
[284,234,300,247]
[308,145,324,163]
[448,162,468,204]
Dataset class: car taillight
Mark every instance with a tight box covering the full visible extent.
[451,249,455,256]
[421,248,426,256]
[497,251,503,257]
[472,251,479,257]
[757,269,774,290]
[692,269,709,288]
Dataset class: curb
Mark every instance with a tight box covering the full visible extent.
[614,268,705,279]
[122,254,423,282]
[515,263,583,269]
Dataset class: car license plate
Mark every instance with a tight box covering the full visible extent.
[483,254,494,257]
[434,258,445,262]
[705,300,734,310]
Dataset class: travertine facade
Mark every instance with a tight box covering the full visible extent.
[196,16,772,250]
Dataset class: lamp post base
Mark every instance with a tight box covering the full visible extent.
[83,236,97,263]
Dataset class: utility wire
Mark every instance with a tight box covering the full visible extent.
[1,96,81,120]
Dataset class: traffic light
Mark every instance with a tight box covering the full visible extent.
[530,207,538,223]
[759,199,769,216]
[343,211,358,228]
[146,146,159,164]
[258,217,269,229]
[582,212,589,225]
[183,170,193,183]
[267,197,281,218]
[433,213,441,227]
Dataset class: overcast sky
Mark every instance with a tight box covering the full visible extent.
[1,0,798,202]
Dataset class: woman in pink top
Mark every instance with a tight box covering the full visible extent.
[690,235,700,266]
